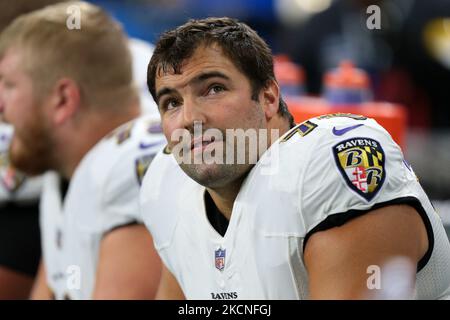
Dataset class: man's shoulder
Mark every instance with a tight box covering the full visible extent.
[252,113,399,192]
[140,149,198,250]
[79,115,165,185]
[40,172,63,221]
[98,114,164,158]
[275,114,388,158]
[140,148,191,205]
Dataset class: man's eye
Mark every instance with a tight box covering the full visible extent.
[163,98,181,111]
[207,84,225,95]
[2,80,13,89]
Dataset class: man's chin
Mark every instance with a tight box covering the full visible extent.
[179,163,225,187]
[9,148,46,176]
[179,162,251,189]
[10,159,37,176]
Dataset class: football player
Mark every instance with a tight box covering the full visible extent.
[140,17,450,299]
[0,1,164,299]
[0,121,42,299]
[0,0,66,300]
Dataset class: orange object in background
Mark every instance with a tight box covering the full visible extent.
[273,54,305,97]
[286,97,408,149]
[323,60,372,104]
[280,61,408,149]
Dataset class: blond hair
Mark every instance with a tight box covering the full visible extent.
[0,1,137,111]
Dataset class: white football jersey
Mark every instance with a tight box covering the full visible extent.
[0,123,42,203]
[40,114,165,299]
[140,114,450,300]
[129,38,159,117]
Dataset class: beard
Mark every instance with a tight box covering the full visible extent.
[9,114,55,176]
[173,102,267,189]
[179,157,254,189]
[177,135,255,189]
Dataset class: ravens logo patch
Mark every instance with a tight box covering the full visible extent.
[333,137,385,201]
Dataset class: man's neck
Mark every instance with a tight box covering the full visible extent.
[205,117,291,220]
[58,107,140,179]
[206,174,247,221]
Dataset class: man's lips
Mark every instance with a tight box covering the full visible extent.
[169,136,223,153]
[191,136,217,151]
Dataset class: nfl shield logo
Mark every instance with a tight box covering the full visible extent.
[215,248,226,271]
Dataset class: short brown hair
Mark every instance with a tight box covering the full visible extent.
[0,1,136,111]
[147,17,294,127]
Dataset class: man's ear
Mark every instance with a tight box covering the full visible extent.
[49,78,81,125]
[260,79,280,121]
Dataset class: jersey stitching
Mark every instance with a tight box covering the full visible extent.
[298,126,327,235]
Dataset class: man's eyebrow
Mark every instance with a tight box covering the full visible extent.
[155,71,230,104]
[193,71,230,83]
[155,87,176,104]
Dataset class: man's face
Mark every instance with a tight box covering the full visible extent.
[155,44,267,188]
[0,48,54,175]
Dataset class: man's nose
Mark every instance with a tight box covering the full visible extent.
[181,96,206,131]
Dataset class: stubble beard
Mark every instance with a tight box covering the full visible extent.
[9,113,55,176]
[177,103,266,189]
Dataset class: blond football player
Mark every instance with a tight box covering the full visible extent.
[0,1,164,299]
